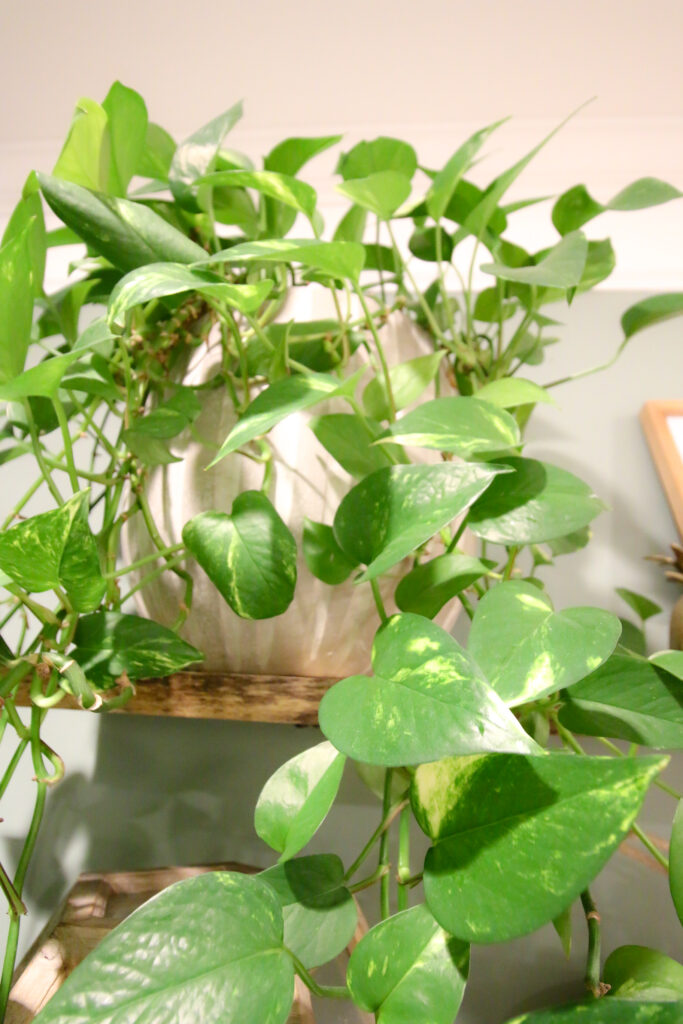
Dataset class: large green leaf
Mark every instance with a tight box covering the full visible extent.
[468,581,621,706]
[426,120,506,221]
[395,553,495,618]
[265,135,342,176]
[336,171,411,220]
[505,1002,682,1023]
[670,801,683,924]
[0,492,104,612]
[1,186,46,298]
[108,263,273,329]
[621,294,683,340]
[481,231,588,288]
[254,741,346,860]
[603,945,683,1002]
[102,81,148,195]
[376,396,520,456]
[337,137,418,181]
[52,97,110,192]
[71,611,202,683]
[182,493,297,620]
[137,121,176,180]
[32,872,294,1024]
[474,378,555,409]
[617,588,662,622]
[346,903,469,1024]
[334,462,506,583]
[309,413,394,478]
[0,226,33,383]
[553,178,682,235]
[414,752,666,943]
[302,520,358,584]
[38,174,206,272]
[198,169,317,220]
[260,854,356,968]
[197,238,365,283]
[468,457,605,544]
[319,614,538,766]
[362,351,447,422]
[169,101,243,209]
[558,652,683,748]
[0,353,83,401]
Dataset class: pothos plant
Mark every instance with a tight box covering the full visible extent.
[0,82,681,1023]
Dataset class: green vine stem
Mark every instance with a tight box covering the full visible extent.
[580,888,610,998]
[289,951,349,1001]
[379,769,394,920]
[396,804,412,912]
[344,798,408,882]
[353,284,397,421]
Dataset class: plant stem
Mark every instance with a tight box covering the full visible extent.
[631,822,669,869]
[21,400,63,506]
[503,546,519,580]
[289,951,349,1000]
[344,798,408,882]
[52,397,79,494]
[580,889,609,998]
[447,514,469,553]
[353,284,397,421]
[103,542,185,580]
[397,804,411,912]
[370,579,388,624]
[594,737,682,800]
[348,864,390,894]
[379,769,393,920]
[553,716,586,755]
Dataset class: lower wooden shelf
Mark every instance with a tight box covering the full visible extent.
[15,672,338,725]
[8,863,370,1024]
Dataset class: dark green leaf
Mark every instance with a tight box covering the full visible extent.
[622,294,683,340]
[254,741,346,860]
[362,352,446,422]
[319,614,539,766]
[603,945,683,1001]
[108,263,273,329]
[337,137,417,181]
[198,170,317,220]
[394,553,495,618]
[559,652,683,749]
[619,618,648,656]
[260,854,356,969]
[38,174,206,273]
[0,226,33,383]
[336,171,411,220]
[468,457,605,544]
[347,903,469,1024]
[617,588,662,622]
[102,81,148,195]
[122,429,180,465]
[302,520,358,584]
[309,412,394,478]
[481,231,588,288]
[547,526,592,556]
[72,610,202,683]
[52,97,109,192]
[182,493,297,619]
[670,801,683,924]
[377,396,520,456]
[169,101,243,209]
[31,872,294,1024]
[473,287,517,324]
[197,238,365,283]
[408,225,454,262]
[468,581,621,706]
[127,388,200,440]
[504,1000,682,1022]
[334,462,507,583]
[552,185,605,235]
[415,752,665,942]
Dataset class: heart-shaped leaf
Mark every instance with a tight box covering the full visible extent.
[559,652,683,749]
[337,137,417,181]
[670,801,683,924]
[103,81,149,195]
[0,352,88,400]
[603,945,683,1002]
[394,553,495,618]
[621,294,683,341]
[414,752,665,943]
[183,492,297,620]
[474,378,555,409]
[481,231,588,289]
[254,741,346,860]
[265,135,342,176]
[467,457,605,545]
[32,872,294,1024]
[346,903,469,1024]
[468,581,621,706]
[309,413,395,478]
[336,171,411,220]
[195,238,365,283]
[504,1002,682,1023]
[260,854,356,968]
[362,351,446,422]
[319,614,539,766]
[302,520,358,584]
[169,101,243,209]
[334,462,506,583]
[71,611,202,683]
[376,396,520,456]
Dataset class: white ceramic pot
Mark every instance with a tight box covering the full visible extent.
[123,312,467,676]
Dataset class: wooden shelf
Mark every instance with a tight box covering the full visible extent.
[14,671,337,725]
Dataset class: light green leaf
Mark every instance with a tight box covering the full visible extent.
[0,226,33,383]
[474,378,555,409]
[395,553,495,619]
[52,97,110,192]
[670,801,683,924]
[260,854,356,969]
[302,520,358,585]
[334,462,507,583]
[415,752,666,943]
[362,351,446,422]
[603,945,683,1001]
[319,614,539,766]
[334,204,368,243]
[309,413,395,478]
[169,101,243,209]
[103,81,148,195]
[649,650,683,679]
[347,903,469,1024]
[481,231,588,288]
[126,388,201,440]
[108,263,273,329]
[254,741,346,860]
[377,396,520,457]
[553,905,573,958]
[265,135,342,176]
[137,122,176,180]
[552,184,605,235]
[31,872,294,1024]
[427,119,506,221]
[468,457,605,544]
[558,651,683,749]
[473,287,518,324]
[617,588,662,622]
[338,137,417,181]
[196,238,365,283]
[468,581,621,706]
[621,294,683,340]
[336,171,411,220]
[71,610,202,684]
[122,429,180,466]
[1,187,46,297]
[608,178,682,212]
[38,174,206,273]
[505,1001,682,1022]
[0,352,99,401]
[198,169,317,220]
[182,493,297,620]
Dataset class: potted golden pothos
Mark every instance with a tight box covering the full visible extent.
[0,82,682,1023]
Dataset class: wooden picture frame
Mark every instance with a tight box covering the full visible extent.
[640,400,683,541]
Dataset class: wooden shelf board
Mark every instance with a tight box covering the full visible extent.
[14,671,337,725]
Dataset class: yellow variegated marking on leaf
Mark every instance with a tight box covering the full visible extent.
[414,756,486,837]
